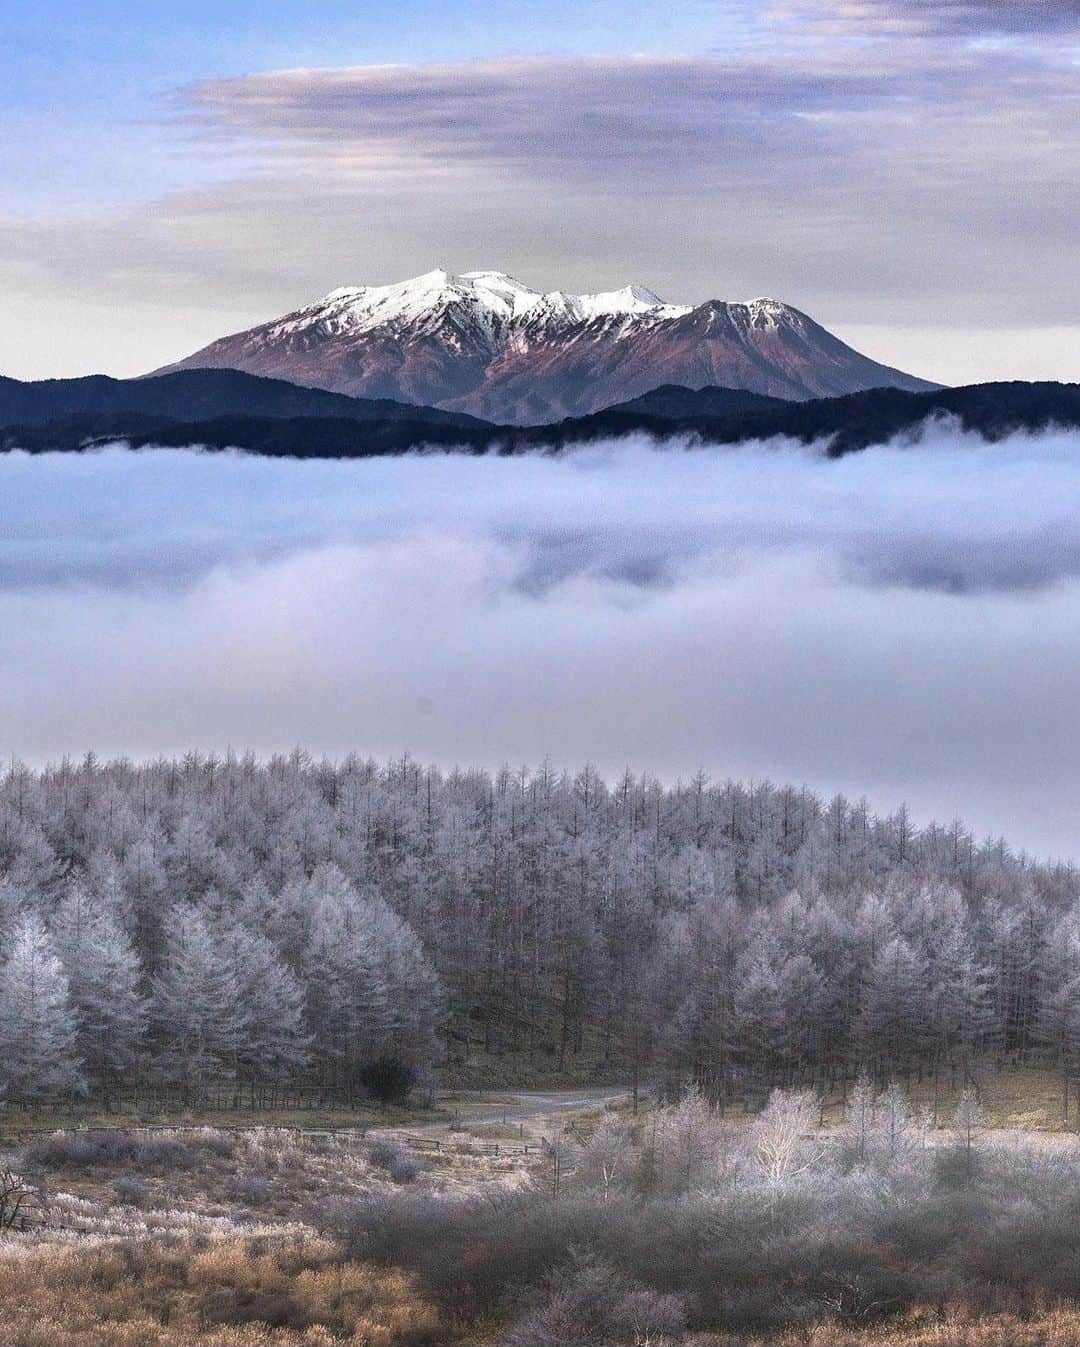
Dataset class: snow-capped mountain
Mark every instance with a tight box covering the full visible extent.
[160,269,937,424]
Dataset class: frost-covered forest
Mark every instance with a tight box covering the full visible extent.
[2,751,1080,1109]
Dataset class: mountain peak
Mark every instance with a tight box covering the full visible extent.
[160,269,938,424]
[305,269,679,333]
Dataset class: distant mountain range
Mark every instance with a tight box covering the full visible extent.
[3,368,1078,458]
[156,268,936,424]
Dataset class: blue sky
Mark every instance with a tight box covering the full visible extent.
[1,0,1077,381]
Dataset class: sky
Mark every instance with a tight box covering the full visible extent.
[1,0,1077,383]
[4,430,1080,861]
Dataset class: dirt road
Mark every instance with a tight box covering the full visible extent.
[439,1086,630,1130]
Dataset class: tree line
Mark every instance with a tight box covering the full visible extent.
[0,752,1078,1110]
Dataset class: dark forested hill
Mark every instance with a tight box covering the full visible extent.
[3,379,1078,457]
[605,384,788,418]
[589,380,1080,454]
[0,367,489,429]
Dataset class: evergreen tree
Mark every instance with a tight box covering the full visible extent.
[219,921,310,1100]
[53,889,145,1110]
[149,907,247,1102]
[0,915,84,1101]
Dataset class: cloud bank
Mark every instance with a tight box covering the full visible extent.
[3,430,1080,858]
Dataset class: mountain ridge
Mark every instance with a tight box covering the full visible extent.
[157,268,937,424]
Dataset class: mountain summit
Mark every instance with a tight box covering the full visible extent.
[160,269,937,423]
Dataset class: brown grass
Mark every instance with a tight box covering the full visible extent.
[686,1306,1080,1346]
[815,1067,1075,1132]
[0,1233,440,1346]
[619,1068,1077,1134]
[0,1099,440,1141]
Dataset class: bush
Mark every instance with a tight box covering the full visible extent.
[23,1129,198,1174]
[134,1135,198,1171]
[323,1192,674,1320]
[113,1175,150,1208]
[24,1130,139,1171]
[224,1174,271,1207]
[502,1251,686,1346]
[368,1136,422,1184]
[360,1055,418,1104]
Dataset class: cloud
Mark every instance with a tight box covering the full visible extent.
[3,432,1080,857]
[769,0,1080,36]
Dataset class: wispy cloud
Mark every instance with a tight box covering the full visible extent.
[769,0,1080,36]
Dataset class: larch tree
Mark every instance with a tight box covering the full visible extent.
[858,935,929,1079]
[149,906,247,1103]
[0,914,84,1102]
[219,921,310,1102]
[53,890,145,1110]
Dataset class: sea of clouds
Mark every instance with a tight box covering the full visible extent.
[4,427,1079,856]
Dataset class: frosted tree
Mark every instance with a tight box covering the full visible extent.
[218,921,310,1102]
[0,752,1078,1107]
[85,848,135,932]
[732,941,785,1090]
[0,914,84,1101]
[0,876,27,952]
[876,1082,918,1165]
[149,906,247,1103]
[751,1088,825,1185]
[926,909,995,1092]
[119,833,167,973]
[53,890,145,1110]
[302,866,391,1096]
[842,1073,879,1166]
[371,901,445,1090]
[952,1087,987,1166]
[858,935,929,1079]
[574,1114,636,1200]
[1037,908,1080,1124]
[651,1085,730,1195]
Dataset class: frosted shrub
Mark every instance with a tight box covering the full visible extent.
[368,1136,422,1184]
[572,1116,637,1197]
[837,1080,924,1172]
[502,1251,686,1346]
[23,1129,198,1174]
[647,1087,742,1196]
[112,1175,149,1208]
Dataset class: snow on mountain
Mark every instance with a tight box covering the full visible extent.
[160,268,938,424]
[272,269,688,341]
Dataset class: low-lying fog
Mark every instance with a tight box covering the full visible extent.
[4,427,1079,857]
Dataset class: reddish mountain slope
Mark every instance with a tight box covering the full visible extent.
[160,269,936,425]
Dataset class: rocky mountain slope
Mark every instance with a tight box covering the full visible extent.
[159,269,937,424]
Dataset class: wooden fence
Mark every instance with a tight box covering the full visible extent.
[389,1131,535,1157]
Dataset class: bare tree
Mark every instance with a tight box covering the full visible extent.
[752,1088,825,1184]
[953,1087,988,1162]
[0,1169,33,1232]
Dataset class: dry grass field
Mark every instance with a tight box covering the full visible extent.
[688,1310,1080,1346]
